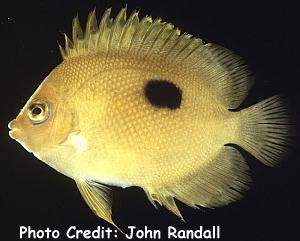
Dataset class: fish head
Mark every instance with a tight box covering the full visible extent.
[8,71,76,156]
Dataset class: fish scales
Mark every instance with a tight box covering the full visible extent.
[62,53,231,184]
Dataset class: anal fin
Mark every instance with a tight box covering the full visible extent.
[146,146,251,217]
[146,189,184,220]
[75,179,121,231]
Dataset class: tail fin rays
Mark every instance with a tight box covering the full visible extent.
[238,95,291,166]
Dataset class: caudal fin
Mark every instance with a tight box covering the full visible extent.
[239,95,292,166]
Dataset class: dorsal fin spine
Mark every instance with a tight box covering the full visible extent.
[61,7,253,109]
[110,7,127,51]
[141,18,164,55]
[72,15,83,50]
[97,8,112,52]
[148,23,174,55]
[161,28,181,55]
[64,34,73,56]
[128,15,152,51]
[85,9,98,49]
[120,10,139,51]
[137,16,158,53]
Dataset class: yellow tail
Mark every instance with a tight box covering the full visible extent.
[238,95,291,166]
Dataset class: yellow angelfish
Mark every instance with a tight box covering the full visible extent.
[8,7,291,228]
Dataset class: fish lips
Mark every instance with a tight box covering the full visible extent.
[8,128,21,143]
[8,120,33,153]
[8,120,18,140]
[9,130,17,140]
[9,130,33,153]
[8,120,14,129]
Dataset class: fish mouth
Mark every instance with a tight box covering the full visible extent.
[9,129,18,140]
[9,129,33,153]
[8,120,34,153]
[8,120,18,140]
[8,120,15,130]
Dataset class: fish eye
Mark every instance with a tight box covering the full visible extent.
[27,101,50,125]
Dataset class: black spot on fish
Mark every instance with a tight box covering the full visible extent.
[144,80,182,109]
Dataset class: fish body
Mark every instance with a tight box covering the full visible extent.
[8,8,290,227]
[37,52,238,187]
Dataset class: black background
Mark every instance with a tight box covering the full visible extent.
[1,0,299,240]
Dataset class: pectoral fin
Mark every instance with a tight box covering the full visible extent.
[75,179,119,230]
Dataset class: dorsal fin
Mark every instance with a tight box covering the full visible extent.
[59,7,253,109]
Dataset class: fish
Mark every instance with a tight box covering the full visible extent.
[8,7,291,228]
